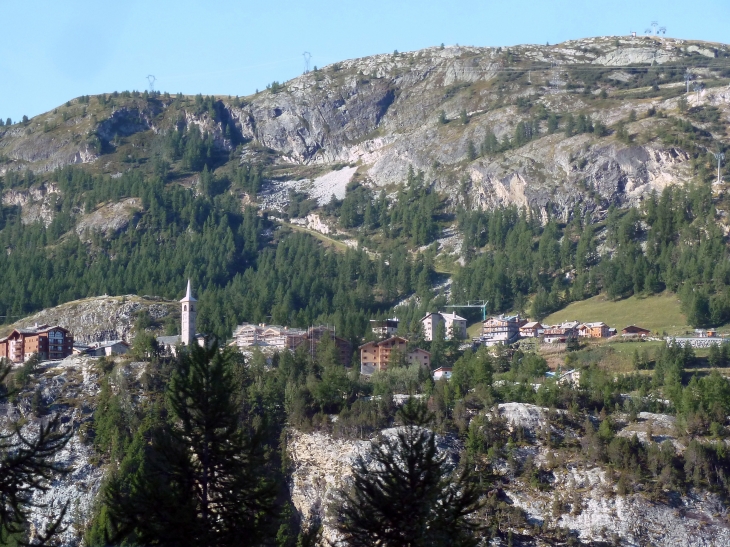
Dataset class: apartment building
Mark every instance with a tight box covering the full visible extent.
[0,324,74,363]
[359,336,431,375]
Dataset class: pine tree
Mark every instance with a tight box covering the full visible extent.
[104,344,276,547]
[0,361,72,545]
[333,399,482,547]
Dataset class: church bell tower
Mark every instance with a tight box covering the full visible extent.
[180,279,197,346]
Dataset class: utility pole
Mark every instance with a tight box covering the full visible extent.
[147,75,156,93]
[693,81,704,104]
[713,152,725,185]
[302,52,312,74]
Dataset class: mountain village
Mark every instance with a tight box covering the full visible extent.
[3,280,724,381]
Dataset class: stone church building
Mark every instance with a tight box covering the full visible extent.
[157,280,207,355]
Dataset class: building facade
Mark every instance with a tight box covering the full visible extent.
[180,279,197,347]
[359,336,431,375]
[86,340,130,357]
[421,312,466,341]
[232,323,352,365]
[481,314,525,345]
[0,324,73,363]
[421,313,445,342]
[578,322,610,338]
[157,280,207,355]
[542,321,580,343]
[622,325,651,337]
[370,319,399,338]
[442,312,467,340]
[519,321,543,338]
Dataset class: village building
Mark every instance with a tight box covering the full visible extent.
[578,322,611,338]
[442,312,467,339]
[542,321,580,344]
[0,324,74,363]
[370,318,399,338]
[433,366,453,381]
[665,335,728,348]
[359,336,431,376]
[86,340,130,357]
[421,312,444,341]
[421,312,467,341]
[519,321,543,338]
[232,323,352,365]
[306,325,353,366]
[621,325,651,338]
[156,280,207,355]
[233,323,307,350]
[73,343,90,355]
[481,314,526,345]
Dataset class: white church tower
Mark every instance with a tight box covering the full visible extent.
[180,279,197,346]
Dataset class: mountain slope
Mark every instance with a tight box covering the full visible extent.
[2,35,729,220]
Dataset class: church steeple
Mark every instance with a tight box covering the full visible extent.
[180,279,197,346]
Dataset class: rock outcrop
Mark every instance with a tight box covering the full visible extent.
[2,36,729,219]
[1,295,176,343]
[75,198,143,239]
[287,403,730,547]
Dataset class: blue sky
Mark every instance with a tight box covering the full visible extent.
[1,0,728,120]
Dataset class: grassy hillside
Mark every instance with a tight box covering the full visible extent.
[543,292,689,335]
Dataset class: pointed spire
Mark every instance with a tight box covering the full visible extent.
[180,279,197,302]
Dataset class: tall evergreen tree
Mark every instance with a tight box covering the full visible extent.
[104,344,276,547]
[334,399,482,547]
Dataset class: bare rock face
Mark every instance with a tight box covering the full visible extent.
[2,35,729,220]
[288,403,730,547]
[0,356,113,546]
[286,427,461,545]
[95,107,153,143]
[75,198,143,239]
[1,182,61,226]
[2,295,176,343]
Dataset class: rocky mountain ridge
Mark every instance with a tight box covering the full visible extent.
[2,35,729,222]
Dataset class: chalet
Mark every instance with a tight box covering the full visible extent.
[370,318,399,338]
[232,322,351,365]
[359,336,430,375]
[263,325,308,349]
[307,326,353,366]
[543,321,580,344]
[87,340,130,357]
[481,314,525,345]
[578,322,610,338]
[0,324,73,363]
[433,367,453,381]
[233,323,306,350]
[621,325,651,337]
[519,321,543,338]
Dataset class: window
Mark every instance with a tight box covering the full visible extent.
[184,305,187,311]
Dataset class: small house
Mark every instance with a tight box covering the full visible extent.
[88,340,130,357]
[622,325,651,338]
[578,322,610,338]
[519,321,543,338]
[433,367,453,381]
